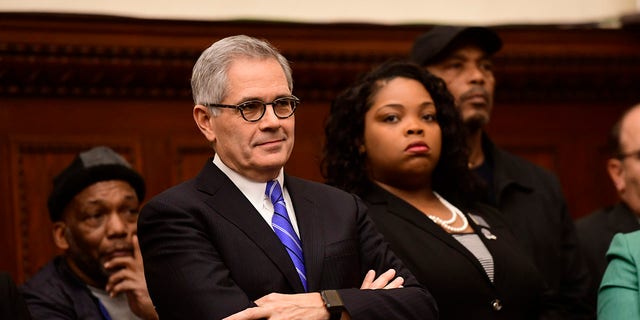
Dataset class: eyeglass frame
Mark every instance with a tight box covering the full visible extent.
[617,149,640,161]
[202,95,300,122]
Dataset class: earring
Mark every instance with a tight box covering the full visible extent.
[358,145,366,154]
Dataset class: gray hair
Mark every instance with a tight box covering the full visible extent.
[191,35,293,115]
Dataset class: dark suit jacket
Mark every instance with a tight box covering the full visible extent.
[482,134,593,318]
[137,161,438,320]
[576,202,640,307]
[362,184,549,319]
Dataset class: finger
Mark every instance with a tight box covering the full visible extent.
[369,269,396,289]
[106,269,138,294]
[254,292,281,305]
[360,270,376,289]
[223,307,269,320]
[107,278,135,297]
[104,255,135,271]
[383,276,404,289]
[132,234,142,261]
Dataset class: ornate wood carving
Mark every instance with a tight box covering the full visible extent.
[2,13,639,104]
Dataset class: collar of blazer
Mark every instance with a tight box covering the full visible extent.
[363,184,494,284]
[195,161,324,292]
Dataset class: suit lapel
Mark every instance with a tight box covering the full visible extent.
[365,185,492,284]
[285,176,324,292]
[195,162,305,292]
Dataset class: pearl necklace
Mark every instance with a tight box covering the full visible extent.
[427,192,469,233]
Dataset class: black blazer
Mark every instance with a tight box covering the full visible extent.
[576,202,640,306]
[362,184,549,319]
[137,161,438,320]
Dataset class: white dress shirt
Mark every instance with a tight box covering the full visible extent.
[212,154,301,236]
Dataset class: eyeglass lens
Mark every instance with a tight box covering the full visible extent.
[241,98,297,121]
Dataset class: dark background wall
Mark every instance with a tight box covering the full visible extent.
[2,13,640,283]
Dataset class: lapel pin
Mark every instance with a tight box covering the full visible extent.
[481,228,497,240]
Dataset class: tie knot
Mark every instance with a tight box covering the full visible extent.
[266,180,283,204]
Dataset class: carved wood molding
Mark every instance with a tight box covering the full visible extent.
[1,13,639,103]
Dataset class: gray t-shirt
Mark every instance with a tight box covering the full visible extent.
[88,285,142,320]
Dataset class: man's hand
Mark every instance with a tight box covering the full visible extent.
[360,269,404,289]
[223,269,403,320]
[223,293,329,320]
[104,235,159,320]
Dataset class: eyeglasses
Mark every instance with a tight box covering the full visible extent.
[617,149,640,161]
[203,96,300,122]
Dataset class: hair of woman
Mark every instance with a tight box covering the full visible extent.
[322,59,481,206]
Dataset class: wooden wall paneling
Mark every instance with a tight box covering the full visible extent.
[563,137,619,218]
[169,135,214,184]
[285,102,331,182]
[8,136,143,283]
[0,137,17,278]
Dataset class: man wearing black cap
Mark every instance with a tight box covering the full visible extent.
[411,26,593,318]
[21,146,158,320]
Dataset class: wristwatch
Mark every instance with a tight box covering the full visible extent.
[320,290,344,320]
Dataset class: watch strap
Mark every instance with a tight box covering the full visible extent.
[320,290,344,320]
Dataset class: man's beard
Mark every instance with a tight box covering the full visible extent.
[65,230,109,287]
[458,87,492,133]
[464,113,489,133]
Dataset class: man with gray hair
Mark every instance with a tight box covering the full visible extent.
[137,35,438,320]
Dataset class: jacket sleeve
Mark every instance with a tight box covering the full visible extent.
[337,195,439,319]
[598,232,640,320]
[137,197,256,320]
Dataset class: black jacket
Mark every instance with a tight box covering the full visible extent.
[21,256,107,320]
[576,202,640,307]
[362,184,550,319]
[481,134,592,319]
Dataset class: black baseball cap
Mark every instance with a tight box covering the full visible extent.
[47,146,146,221]
[410,25,503,66]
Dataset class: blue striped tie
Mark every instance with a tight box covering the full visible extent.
[266,180,307,292]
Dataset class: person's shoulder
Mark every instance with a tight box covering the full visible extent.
[615,229,640,244]
[576,206,614,228]
[21,258,70,298]
[285,175,353,197]
[608,230,640,258]
[146,178,198,204]
[148,159,220,203]
[491,144,563,194]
